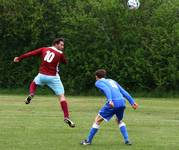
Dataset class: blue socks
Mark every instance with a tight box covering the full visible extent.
[119,122,129,142]
[87,123,100,143]
[86,122,129,143]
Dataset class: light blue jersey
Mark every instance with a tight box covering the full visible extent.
[95,78,136,121]
[95,78,135,108]
[84,77,136,144]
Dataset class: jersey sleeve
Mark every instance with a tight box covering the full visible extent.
[18,48,42,61]
[117,83,135,106]
[95,81,112,102]
[60,53,67,64]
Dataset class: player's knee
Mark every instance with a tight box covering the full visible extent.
[59,95,66,102]
[92,122,100,129]
[116,118,120,124]
[95,119,103,126]
[119,121,126,127]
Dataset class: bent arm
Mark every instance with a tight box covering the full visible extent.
[117,84,135,106]
[118,84,138,109]
[95,81,112,102]
[61,54,67,64]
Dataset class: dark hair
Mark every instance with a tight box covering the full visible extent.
[95,69,107,78]
[52,38,64,46]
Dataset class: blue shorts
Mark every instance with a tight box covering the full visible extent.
[34,73,64,95]
[98,103,125,122]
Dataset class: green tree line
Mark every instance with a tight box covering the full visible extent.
[0,0,179,94]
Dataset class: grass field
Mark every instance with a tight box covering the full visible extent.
[0,95,179,150]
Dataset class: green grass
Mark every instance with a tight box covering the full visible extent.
[0,95,179,150]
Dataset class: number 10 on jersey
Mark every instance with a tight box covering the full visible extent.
[44,51,55,62]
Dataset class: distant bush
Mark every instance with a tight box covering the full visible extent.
[0,0,178,94]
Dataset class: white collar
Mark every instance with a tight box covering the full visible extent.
[100,78,105,80]
[49,47,63,54]
[98,78,105,81]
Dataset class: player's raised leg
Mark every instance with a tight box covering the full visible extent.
[25,74,43,104]
[25,81,37,104]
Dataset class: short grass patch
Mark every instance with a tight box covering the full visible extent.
[0,95,179,150]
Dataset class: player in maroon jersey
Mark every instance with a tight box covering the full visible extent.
[13,38,75,128]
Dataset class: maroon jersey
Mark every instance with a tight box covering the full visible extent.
[18,47,67,76]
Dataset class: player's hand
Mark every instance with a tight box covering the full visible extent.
[13,57,20,62]
[109,100,114,108]
[132,103,138,110]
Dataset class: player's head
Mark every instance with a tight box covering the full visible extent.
[52,38,64,50]
[95,69,106,80]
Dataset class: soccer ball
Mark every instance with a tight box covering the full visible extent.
[127,0,140,10]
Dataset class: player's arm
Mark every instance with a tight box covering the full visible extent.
[117,84,138,109]
[13,48,42,63]
[60,53,67,64]
[95,81,113,106]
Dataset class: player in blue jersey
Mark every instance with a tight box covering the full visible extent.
[81,69,138,146]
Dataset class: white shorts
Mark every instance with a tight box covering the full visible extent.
[34,73,64,95]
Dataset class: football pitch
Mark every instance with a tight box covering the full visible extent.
[0,95,179,150]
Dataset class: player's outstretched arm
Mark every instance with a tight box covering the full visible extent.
[13,48,42,63]
[13,57,20,63]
